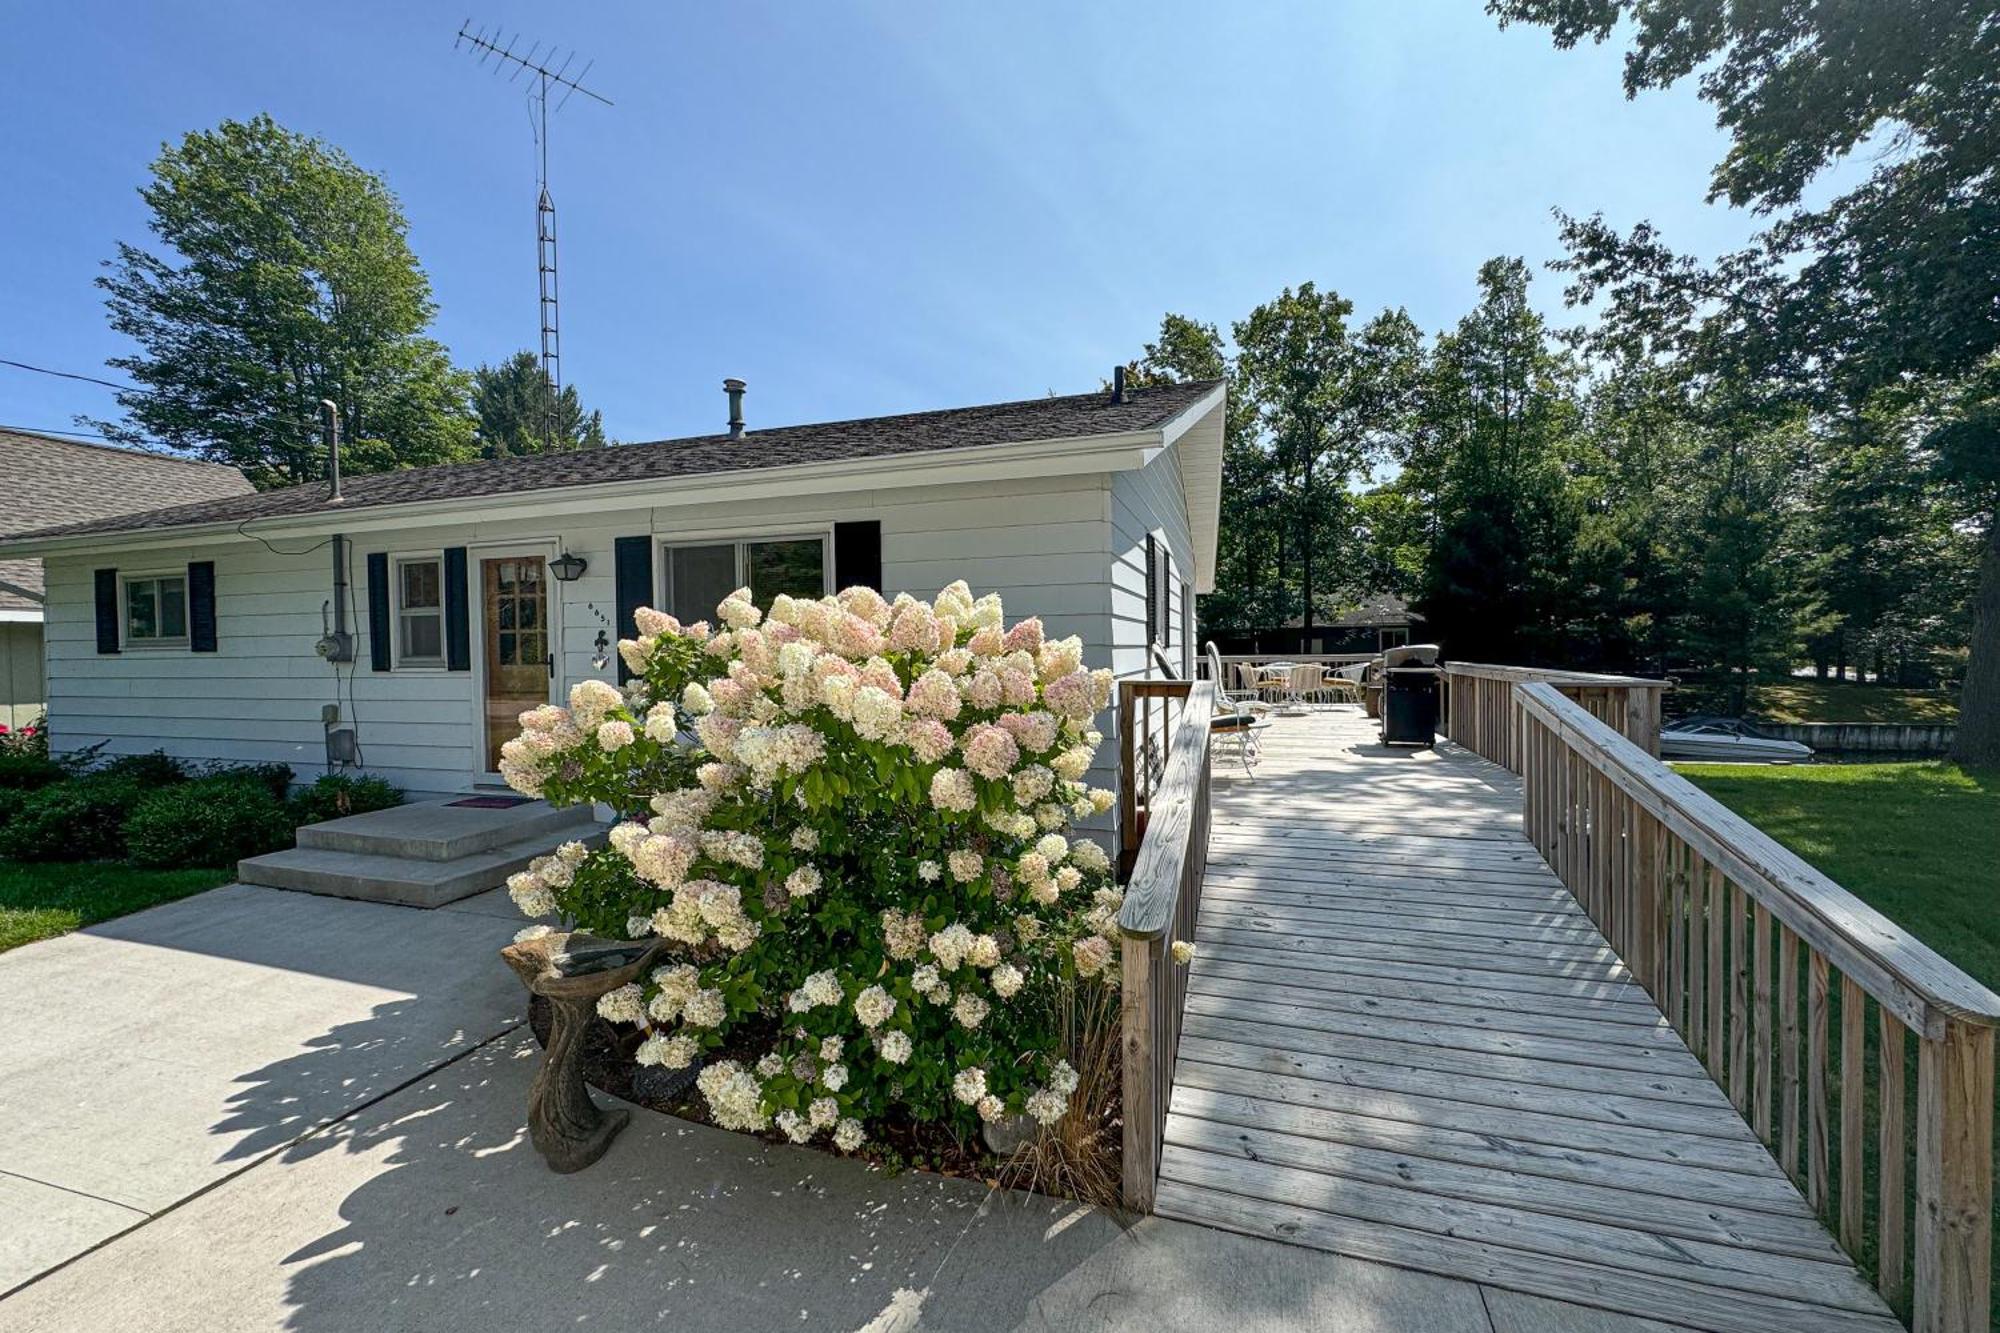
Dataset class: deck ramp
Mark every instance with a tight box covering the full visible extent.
[1156,709,1899,1333]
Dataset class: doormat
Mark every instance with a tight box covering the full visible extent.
[448,795,534,809]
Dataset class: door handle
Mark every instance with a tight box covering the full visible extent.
[547,652,555,678]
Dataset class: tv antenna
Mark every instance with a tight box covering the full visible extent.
[455,22,613,452]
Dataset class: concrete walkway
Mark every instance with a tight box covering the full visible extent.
[0,878,1686,1332]
[0,882,526,1290]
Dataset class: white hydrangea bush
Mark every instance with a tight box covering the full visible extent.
[499,580,1127,1153]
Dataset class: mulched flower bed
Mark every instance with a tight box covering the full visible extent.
[526,995,1010,1183]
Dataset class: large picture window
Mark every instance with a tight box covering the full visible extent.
[124,574,187,646]
[664,535,828,625]
[397,556,445,665]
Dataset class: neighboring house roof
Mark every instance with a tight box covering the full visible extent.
[1,381,1223,544]
[1327,594,1423,628]
[0,559,41,612]
[0,427,254,610]
[1278,594,1424,631]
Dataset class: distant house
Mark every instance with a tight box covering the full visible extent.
[0,428,252,730]
[0,381,1225,827]
[1211,593,1424,658]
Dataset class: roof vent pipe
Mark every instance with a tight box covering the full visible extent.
[724,378,746,439]
[321,399,344,503]
[1111,365,1127,405]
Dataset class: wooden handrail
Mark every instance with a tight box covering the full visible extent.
[1444,661,1669,768]
[1446,661,1668,687]
[1115,679,1216,1213]
[1119,681,1215,938]
[1517,682,2000,1031]
[1515,680,1995,1330]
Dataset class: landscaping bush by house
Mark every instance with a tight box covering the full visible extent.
[0,775,146,862]
[123,776,296,869]
[0,724,65,793]
[500,581,1139,1161]
[201,760,298,802]
[286,773,404,827]
[0,735,406,869]
[94,749,191,788]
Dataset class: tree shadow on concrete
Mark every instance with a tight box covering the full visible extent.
[257,1033,1446,1333]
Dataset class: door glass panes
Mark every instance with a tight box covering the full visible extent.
[666,543,738,625]
[747,539,826,609]
[482,556,550,771]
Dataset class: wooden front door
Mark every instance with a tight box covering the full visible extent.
[481,554,551,773]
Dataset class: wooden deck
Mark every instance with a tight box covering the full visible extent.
[1156,707,1900,1333]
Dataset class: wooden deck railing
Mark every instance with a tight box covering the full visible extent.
[1515,681,1999,1331]
[1114,678,1216,1212]
[1444,661,1668,770]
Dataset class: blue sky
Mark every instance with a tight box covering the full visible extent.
[2,1,1764,447]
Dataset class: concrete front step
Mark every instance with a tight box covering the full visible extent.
[241,817,606,910]
[296,798,594,861]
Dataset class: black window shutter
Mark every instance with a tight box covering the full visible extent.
[443,547,470,672]
[1144,534,1158,646]
[613,535,654,684]
[94,568,119,654]
[833,521,882,592]
[366,552,392,672]
[187,561,217,653]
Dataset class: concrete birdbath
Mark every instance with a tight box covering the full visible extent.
[500,932,663,1173]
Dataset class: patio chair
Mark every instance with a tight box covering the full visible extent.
[1291,662,1322,708]
[1256,661,1300,706]
[1208,643,1258,708]
[1319,666,1363,705]
[1205,642,1268,775]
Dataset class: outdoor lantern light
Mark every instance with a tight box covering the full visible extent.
[550,550,588,582]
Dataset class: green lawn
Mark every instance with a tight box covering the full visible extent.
[0,860,234,954]
[1680,760,2000,1324]
[1678,761,2000,985]
[1747,680,1960,725]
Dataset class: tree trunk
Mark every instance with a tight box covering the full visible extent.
[1301,447,1317,631]
[1949,520,2000,768]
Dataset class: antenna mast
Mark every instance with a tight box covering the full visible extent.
[454,22,612,452]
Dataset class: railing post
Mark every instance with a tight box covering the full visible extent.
[1628,683,1662,757]
[1119,931,1160,1213]
[1117,686,1139,880]
[1915,1018,1995,1333]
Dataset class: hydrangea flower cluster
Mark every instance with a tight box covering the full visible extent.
[499,581,1126,1151]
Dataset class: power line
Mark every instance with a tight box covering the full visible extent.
[0,357,131,392]
[1,354,332,443]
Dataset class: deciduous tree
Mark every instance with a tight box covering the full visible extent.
[95,115,474,487]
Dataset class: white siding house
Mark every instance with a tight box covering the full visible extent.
[1,381,1223,840]
[0,427,253,729]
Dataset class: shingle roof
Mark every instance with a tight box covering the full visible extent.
[1327,593,1422,628]
[0,428,254,601]
[0,559,39,611]
[4,380,1221,544]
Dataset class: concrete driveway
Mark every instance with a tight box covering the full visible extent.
[0,882,526,1291]
[0,883,1679,1333]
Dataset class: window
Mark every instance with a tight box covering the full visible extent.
[397,557,445,665]
[664,535,828,625]
[124,574,187,645]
